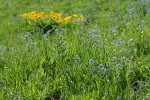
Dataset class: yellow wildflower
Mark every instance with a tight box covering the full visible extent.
[63,16,72,23]
[21,11,85,23]
[77,16,85,21]
[49,11,62,22]
[73,14,78,18]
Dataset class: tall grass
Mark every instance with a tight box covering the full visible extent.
[0,0,150,99]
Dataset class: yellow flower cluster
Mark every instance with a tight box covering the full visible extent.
[22,11,45,19]
[21,11,85,23]
[49,11,63,22]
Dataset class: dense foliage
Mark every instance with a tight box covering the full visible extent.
[0,0,150,99]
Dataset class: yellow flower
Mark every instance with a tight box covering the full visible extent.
[63,16,72,23]
[80,16,84,20]
[58,19,64,23]
[21,11,46,19]
[77,16,85,21]
[49,11,62,22]
[22,13,28,17]
[73,14,78,18]
[21,11,85,24]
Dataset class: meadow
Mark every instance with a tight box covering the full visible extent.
[0,0,150,99]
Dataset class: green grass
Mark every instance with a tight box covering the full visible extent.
[0,0,150,99]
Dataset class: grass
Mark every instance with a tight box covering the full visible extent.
[0,0,150,99]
